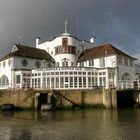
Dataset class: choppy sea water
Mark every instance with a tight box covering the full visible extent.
[0,109,140,140]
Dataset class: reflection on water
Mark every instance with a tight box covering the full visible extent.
[0,109,140,140]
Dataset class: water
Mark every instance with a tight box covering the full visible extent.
[0,109,140,140]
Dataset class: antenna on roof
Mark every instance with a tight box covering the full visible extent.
[64,20,68,33]
[76,11,79,38]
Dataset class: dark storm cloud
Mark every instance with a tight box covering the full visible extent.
[0,0,140,62]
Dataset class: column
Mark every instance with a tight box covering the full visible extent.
[106,69,109,89]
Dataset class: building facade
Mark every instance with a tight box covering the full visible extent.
[0,29,137,90]
[0,44,53,89]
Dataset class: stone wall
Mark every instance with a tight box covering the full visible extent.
[55,89,103,108]
[0,89,118,109]
[0,90,34,109]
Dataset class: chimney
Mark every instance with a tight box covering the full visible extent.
[90,36,96,44]
[36,37,41,47]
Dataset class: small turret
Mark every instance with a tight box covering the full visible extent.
[36,37,41,47]
[90,36,96,44]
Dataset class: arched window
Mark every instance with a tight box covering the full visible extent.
[0,75,9,86]
[121,73,132,82]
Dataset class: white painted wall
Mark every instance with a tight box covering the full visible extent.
[54,54,76,67]
[0,56,52,89]
[80,55,117,68]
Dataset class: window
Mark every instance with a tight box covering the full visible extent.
[124,57,128,66]
[78,72,81,75]
[69,72,73,75]
[118,55,122,65]
[56,62,59,67]
[70,77,73,88]
[62,38,68,53]
[65,72,68,75]
[89,59,94,66]
[88,72,91,75]
[62,61,68,67]
[56,77,59,88]
[56,72,59,75]
[74,77,77,87]
[47,78,50,88]
[71,62,73,66]
[62,38,68,46]
[65,77,68,83]
[79,77,82,87]
[21,59,28,67]
[35,61,41,68]
[130,60,133,67]
[80,61,84,67]
[83,72,86,75]
[60,77,64,88]
[71,47,76,54]
[83,77,86,87]
[65,61,68,67]
[16,75,21,84]
[62,62,65,67]
[0,75,9,86]
[100,58,105,67]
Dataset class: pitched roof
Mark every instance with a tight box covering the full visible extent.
[77,44,137,62]
[0,44,54,62]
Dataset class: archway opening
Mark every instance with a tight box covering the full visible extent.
[121,72,132,82]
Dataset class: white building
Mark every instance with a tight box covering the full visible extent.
[0,44,53,89]
[0,27,137,90]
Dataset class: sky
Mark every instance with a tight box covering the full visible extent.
[0,0,140,63]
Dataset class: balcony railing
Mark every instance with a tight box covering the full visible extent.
[117,80,140,89]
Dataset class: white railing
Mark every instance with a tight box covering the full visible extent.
[117,80,140,90]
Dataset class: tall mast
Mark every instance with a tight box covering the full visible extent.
[64,20,68,33]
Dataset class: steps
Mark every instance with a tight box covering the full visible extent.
[53,91,79,108]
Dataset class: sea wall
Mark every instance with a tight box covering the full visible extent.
[0,90,35,109]
[0,89,119,109]
[54,89,103,108]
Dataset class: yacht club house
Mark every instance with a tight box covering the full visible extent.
[0,26,138,90]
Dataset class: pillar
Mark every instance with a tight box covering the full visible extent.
[34,93,40,110]
[103,89,117,109]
